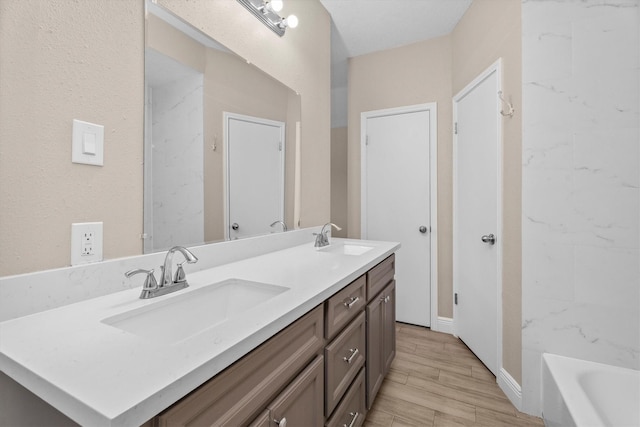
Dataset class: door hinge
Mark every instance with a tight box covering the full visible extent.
[278,141,283,151]
[454,293,458,305]
[454,122,458,135]
[365,135,369,146]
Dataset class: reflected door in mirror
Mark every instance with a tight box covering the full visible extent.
[226,113,285,239]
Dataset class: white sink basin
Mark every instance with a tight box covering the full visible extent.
[319,242,374,256]
[102,279,289,343]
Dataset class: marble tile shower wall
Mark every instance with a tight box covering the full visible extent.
[522,0,639,415]
[151,75,205,251]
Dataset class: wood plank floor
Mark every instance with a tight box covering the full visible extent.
[364,323,545,427]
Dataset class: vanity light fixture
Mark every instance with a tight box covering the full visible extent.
[237,0,298,36]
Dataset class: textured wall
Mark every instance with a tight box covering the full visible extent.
[0,0,330,276]
[521,0,640,415]
[0,0,145,276]
[331,127,348,237]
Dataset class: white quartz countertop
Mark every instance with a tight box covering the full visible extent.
[0,238,399,426]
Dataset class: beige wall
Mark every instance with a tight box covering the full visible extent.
[0,0,330,277]
[452,0,522,384]
[347,36,454,316]
[157,0,331,234]
[347,0,522,383]
[0,0,144,277]
[331,127,348,238]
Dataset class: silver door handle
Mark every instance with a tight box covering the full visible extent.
[481,234,496,245]
[419,225,428,234]
[231,223,239,230]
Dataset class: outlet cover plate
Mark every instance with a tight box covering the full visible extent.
[71,222,103,266]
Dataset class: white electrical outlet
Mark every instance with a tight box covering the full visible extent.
[71,222,103,265]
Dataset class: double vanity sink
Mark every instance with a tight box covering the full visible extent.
[0,236,398,426]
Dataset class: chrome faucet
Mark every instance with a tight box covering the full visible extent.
[270,220,288,232]
[125,246,198,299]
[314,223,341,248]
[161,246,198,288]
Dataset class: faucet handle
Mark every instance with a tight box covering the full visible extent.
[174,262,187,284]
[125,268,159,291]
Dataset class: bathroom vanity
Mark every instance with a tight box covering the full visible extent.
[0,232,399,426]
[147,254,395,427]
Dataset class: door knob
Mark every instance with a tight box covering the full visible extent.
[419,225,428,234]
[481,234,496,245]
[231,223,239,230]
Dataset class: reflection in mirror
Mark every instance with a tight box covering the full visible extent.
[144,3,301,253]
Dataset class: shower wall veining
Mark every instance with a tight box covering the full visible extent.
[521,0,640,415]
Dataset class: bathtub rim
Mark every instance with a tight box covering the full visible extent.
[542,353,640,427]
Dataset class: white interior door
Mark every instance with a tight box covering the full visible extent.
[453,61,502,375]
[362,105,436,327]
[225,113,284,239]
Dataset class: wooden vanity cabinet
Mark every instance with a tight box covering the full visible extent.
[324,311,366,415]
[325,369,366,427]
[261,356,324,427]
[365,255,396,409]
[325,275,366,340]
[247,356,324,427]
[152,305,324,427]
[146,252,397,427]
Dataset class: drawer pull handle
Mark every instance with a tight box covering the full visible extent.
[343,411,359,427]
[343,348,359,364]
[343,296,360,308]
[274,417,287,427]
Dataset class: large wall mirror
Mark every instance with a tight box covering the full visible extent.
[144,2,301,253]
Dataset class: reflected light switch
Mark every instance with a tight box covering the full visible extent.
[72,119,104,166]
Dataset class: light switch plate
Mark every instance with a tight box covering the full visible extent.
[71,222,103,266]
[72,119,104,166]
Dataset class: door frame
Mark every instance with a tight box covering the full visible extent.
[360,103,439,330]
[452,59,504,374]
[223,112,286,240]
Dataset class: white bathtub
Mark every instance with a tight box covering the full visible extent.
[542,353,640,427]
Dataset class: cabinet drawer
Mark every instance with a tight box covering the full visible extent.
[367,254,395,301]
[325,275,366,339]
[155,305,324,427]
[325,311,366,416]
[268,356,324,427]
[325,368,366,427]
[248,410,270,427]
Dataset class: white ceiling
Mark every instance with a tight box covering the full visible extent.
[319,0,472,88]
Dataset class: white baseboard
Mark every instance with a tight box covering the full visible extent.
[434,316,454,335]
[498,368,522,412]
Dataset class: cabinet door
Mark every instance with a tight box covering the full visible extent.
[366,293,384,409]
[268,356,324,427]
[382,280,396,375]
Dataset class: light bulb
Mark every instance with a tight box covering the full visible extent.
[270,0,283,12]
[285,14,298,28]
